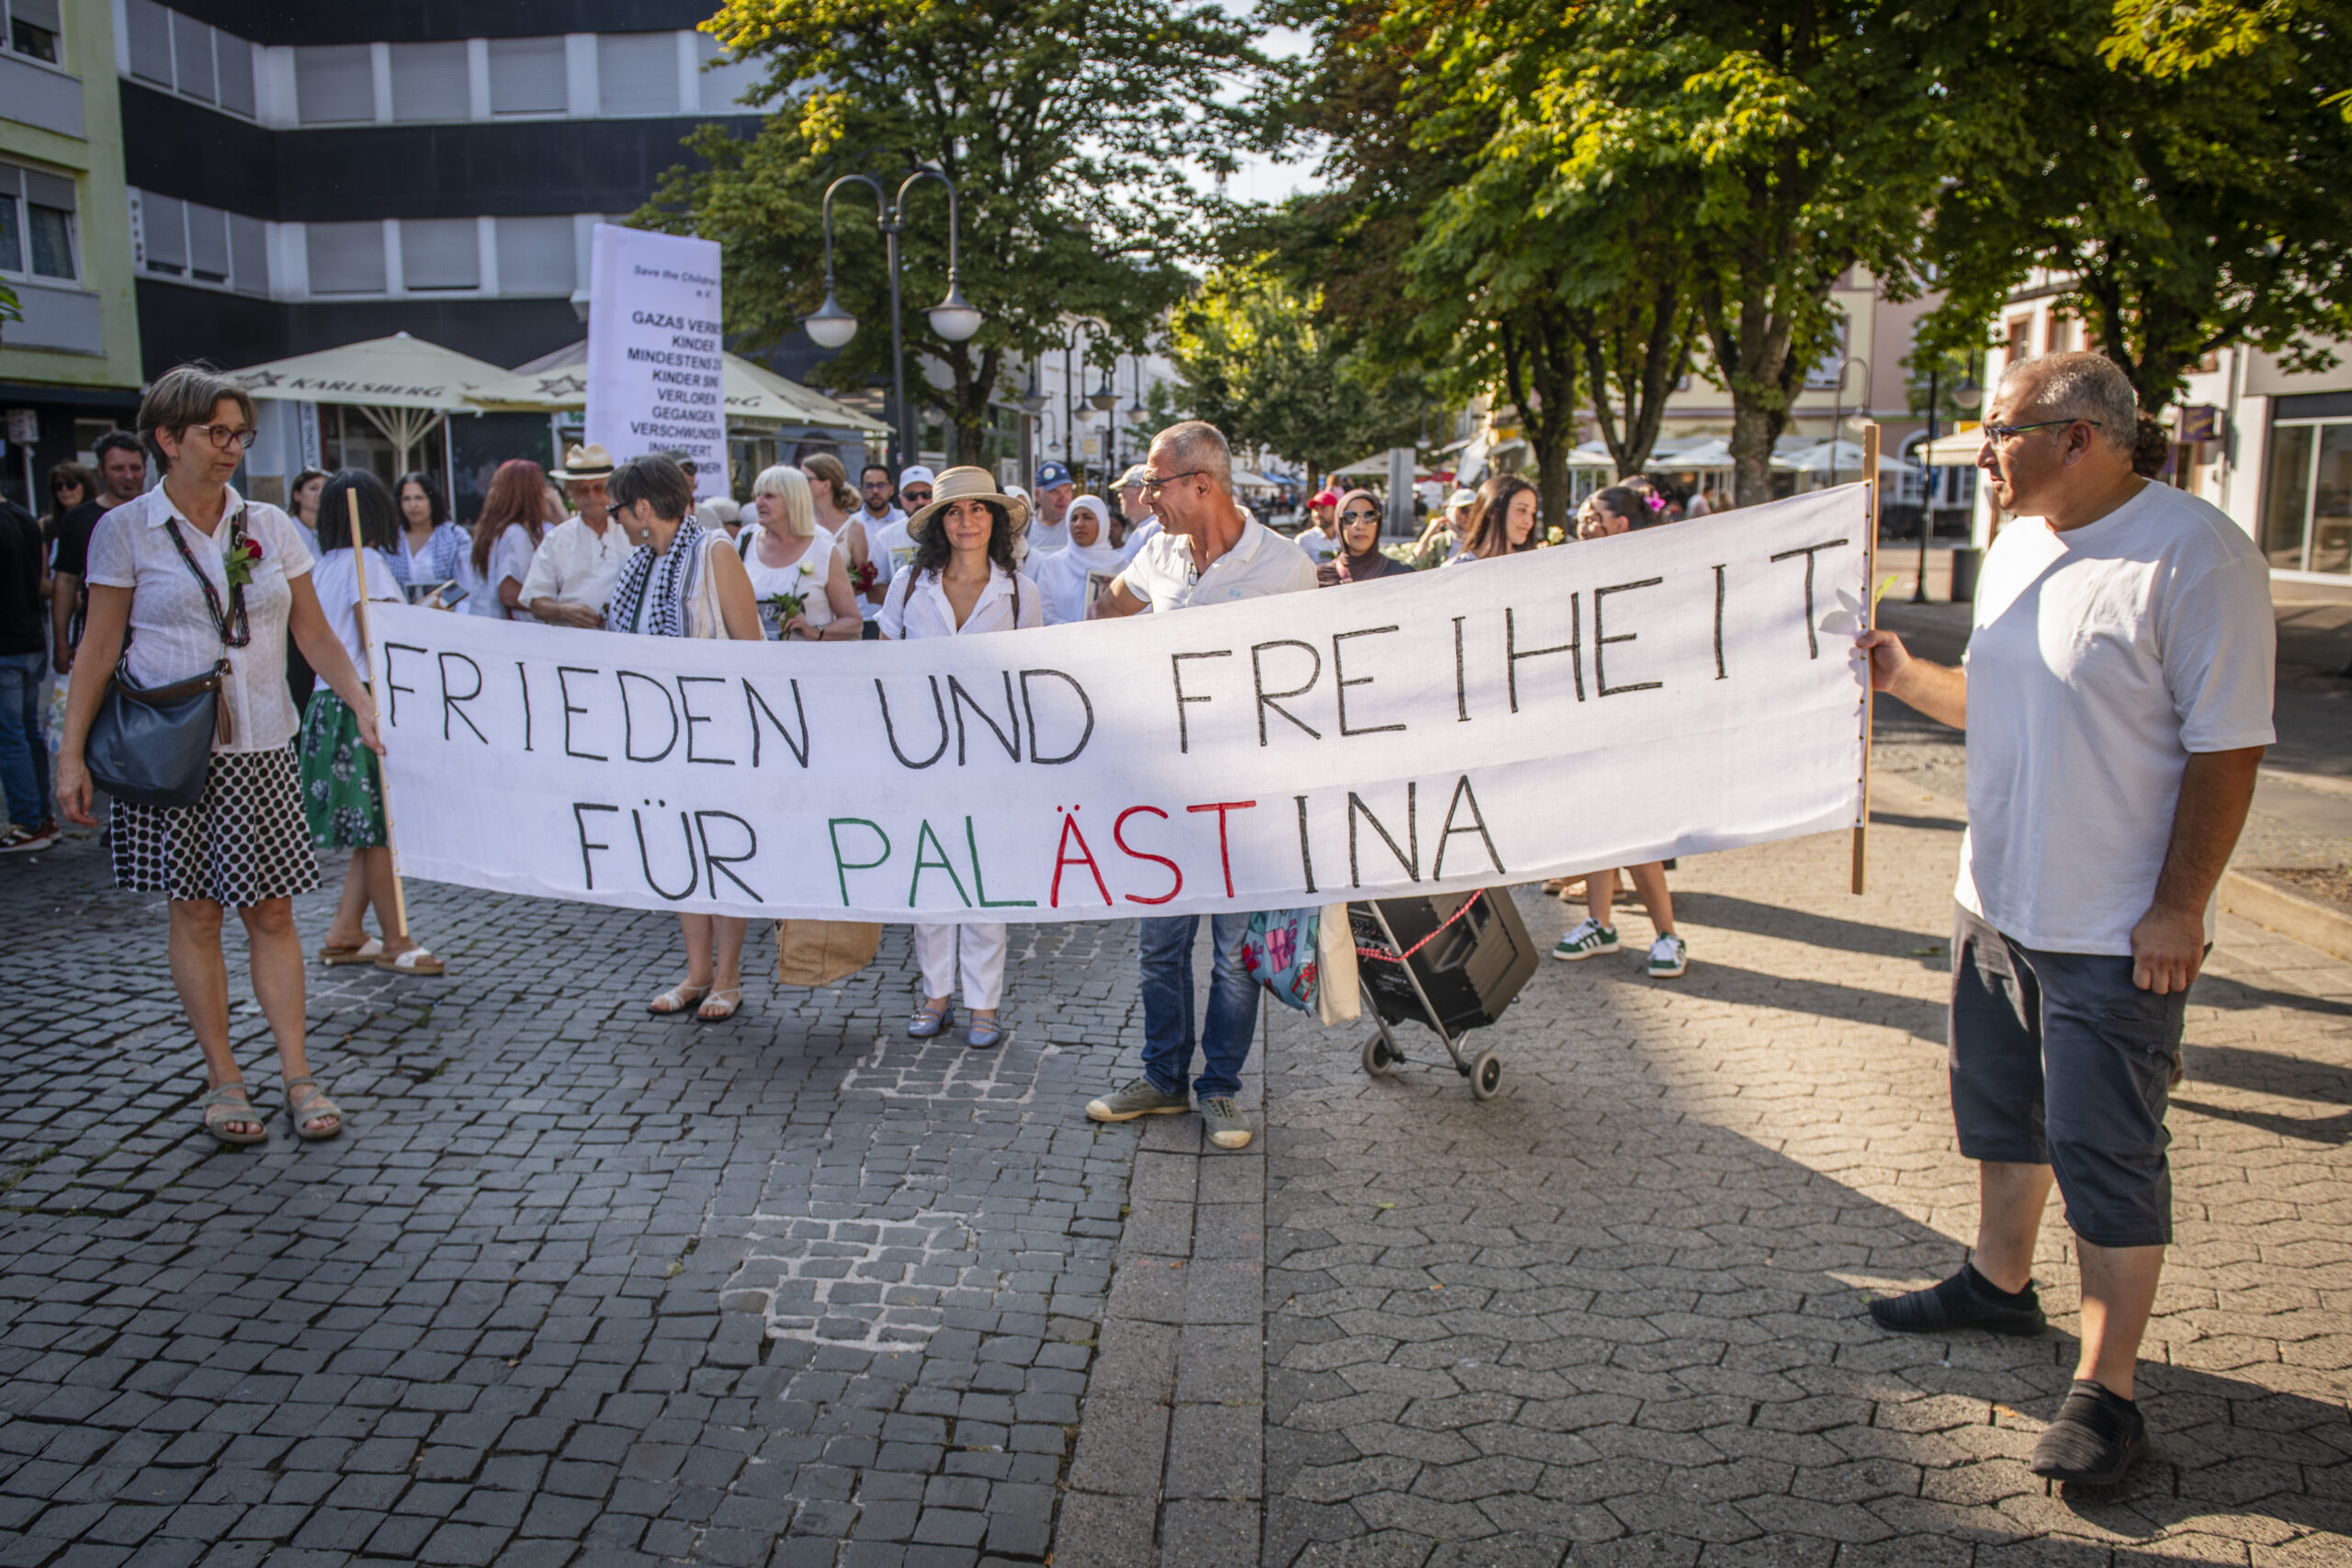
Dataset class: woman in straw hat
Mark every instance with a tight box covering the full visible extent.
[603,454,767,1022]
[877,466,1043,1049]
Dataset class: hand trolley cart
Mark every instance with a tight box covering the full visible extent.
[1349,888,1540,1100]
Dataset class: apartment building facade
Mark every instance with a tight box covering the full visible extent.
[0,0,145,513]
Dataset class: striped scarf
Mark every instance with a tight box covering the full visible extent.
[608,521,707,637]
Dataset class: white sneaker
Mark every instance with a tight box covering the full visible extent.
[1647,933,1688,978]
[1551,919,1620,961]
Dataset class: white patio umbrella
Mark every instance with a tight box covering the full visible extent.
[1771,439,1910,476]
[464,341,888,436]
[1917,427,1989,466]
[226,332,514,474]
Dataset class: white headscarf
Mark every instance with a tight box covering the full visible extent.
[1034,495,1124,626]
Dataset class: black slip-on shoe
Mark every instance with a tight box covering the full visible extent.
[2030,1381,2151,1486]
[1868,1263,2047,1337]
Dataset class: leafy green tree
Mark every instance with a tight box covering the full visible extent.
[0,280,19,335]
[1164,265,1429,483]
[1426,0,1962,505]
[637,0,1268,464]
[1921,0,2352,414]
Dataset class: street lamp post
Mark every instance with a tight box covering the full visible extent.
[1827,356,1870,488]
[799,168,984,471]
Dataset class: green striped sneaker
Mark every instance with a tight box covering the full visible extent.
[1551,919,1619,961]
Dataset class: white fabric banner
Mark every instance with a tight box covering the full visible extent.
[369,487,1872,922]
[584,223,724,496]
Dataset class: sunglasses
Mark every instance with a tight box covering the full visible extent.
[1339,509,1379,525]
[902,489,933,506]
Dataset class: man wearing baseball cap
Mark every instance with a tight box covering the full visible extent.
[868,465,933,586]
[1299,489,1342,563]
[1030,461,1075,555]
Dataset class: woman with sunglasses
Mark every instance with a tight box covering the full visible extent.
[1314,489,1414,585]
[54,367,386,1145]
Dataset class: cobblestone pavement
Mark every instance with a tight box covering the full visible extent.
[0,836,1155,1568]
[1246,761,2352,1568]
[6,693,2349,1568]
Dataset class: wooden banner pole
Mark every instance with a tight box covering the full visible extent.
[1853,422,1881,896]
[346,489,410,936]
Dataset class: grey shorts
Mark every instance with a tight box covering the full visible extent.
[1949,904,2187,1249]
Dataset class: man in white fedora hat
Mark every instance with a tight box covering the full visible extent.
[524,443,631,629]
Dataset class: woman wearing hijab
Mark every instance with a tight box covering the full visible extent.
[604,455,766,1022]
[1314,490,1414,585]
[877,467,1043,1049]
[1033,494,1126,626]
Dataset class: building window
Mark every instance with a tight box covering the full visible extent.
[122,0,257,119]
[307,220,387,294]
[6,0,61,63]
[494,215,575,295]
[0,163,78,282]
[294,44,376,124]
[2262,420,2352,577]
[2006,314,2033,363]
[401,217,480,291]
[488,36,567,115]
[130,188,268,295]
[696,31,763,112]
[390,39,469,122]
[599,33,677,116]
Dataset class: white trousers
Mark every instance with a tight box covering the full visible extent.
[914,921,1007,1010]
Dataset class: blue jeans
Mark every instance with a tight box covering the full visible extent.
[0,652,51,829]
[1137,912,1261,1100]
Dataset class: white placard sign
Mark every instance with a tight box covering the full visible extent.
[370,488,1873,922]
[584,222,724,496]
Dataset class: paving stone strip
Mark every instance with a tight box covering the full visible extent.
[0,839,1168,1568]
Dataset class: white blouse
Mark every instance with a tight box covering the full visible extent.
[739,525,840,639]
[877,561,1044,640]
[85,484,314,753]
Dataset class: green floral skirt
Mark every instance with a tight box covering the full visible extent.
[299,690,387,849]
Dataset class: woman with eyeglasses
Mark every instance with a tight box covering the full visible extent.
[53,366,387,1145]
[1314,489,1414,585]
[605,454,766,1023]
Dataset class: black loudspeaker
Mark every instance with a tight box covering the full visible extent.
[1350,888,1540,1036]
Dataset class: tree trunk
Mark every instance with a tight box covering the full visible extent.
[1729,400,1778,513]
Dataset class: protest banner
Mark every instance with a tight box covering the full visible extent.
[370,485,1873,923]
[583,223,725,495]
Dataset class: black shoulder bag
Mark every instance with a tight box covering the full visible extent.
[85,512,251,809]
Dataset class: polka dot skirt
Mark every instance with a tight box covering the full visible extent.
[112,744,322,907]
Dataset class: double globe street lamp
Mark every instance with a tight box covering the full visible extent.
[799,168,983,469]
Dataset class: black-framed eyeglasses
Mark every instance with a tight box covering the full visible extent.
[1981,418,2099,444]
[186,423,258,449]
[1140,469,1206,495]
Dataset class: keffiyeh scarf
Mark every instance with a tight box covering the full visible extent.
[608,521,707,637]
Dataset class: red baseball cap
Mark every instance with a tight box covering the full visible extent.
[1312,490,1340,506]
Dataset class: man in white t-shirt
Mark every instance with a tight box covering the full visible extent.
[1029,461,1075,554]
[525,443,631,628]
[1859,352,2273,1489]
[1082,422,1318,1154]
[867,465,931,586]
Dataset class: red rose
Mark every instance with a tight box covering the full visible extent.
[244,537,265,561]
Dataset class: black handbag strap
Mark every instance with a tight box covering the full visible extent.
[161,506,253,649]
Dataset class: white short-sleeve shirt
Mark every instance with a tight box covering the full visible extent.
[877,562,1044,640]
[1120,514,1319,613]
[460,523,539,618]
[519,514,633,622]
[307,547,403,693]
[85,484,315,752]
[1956,481,2277,954]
